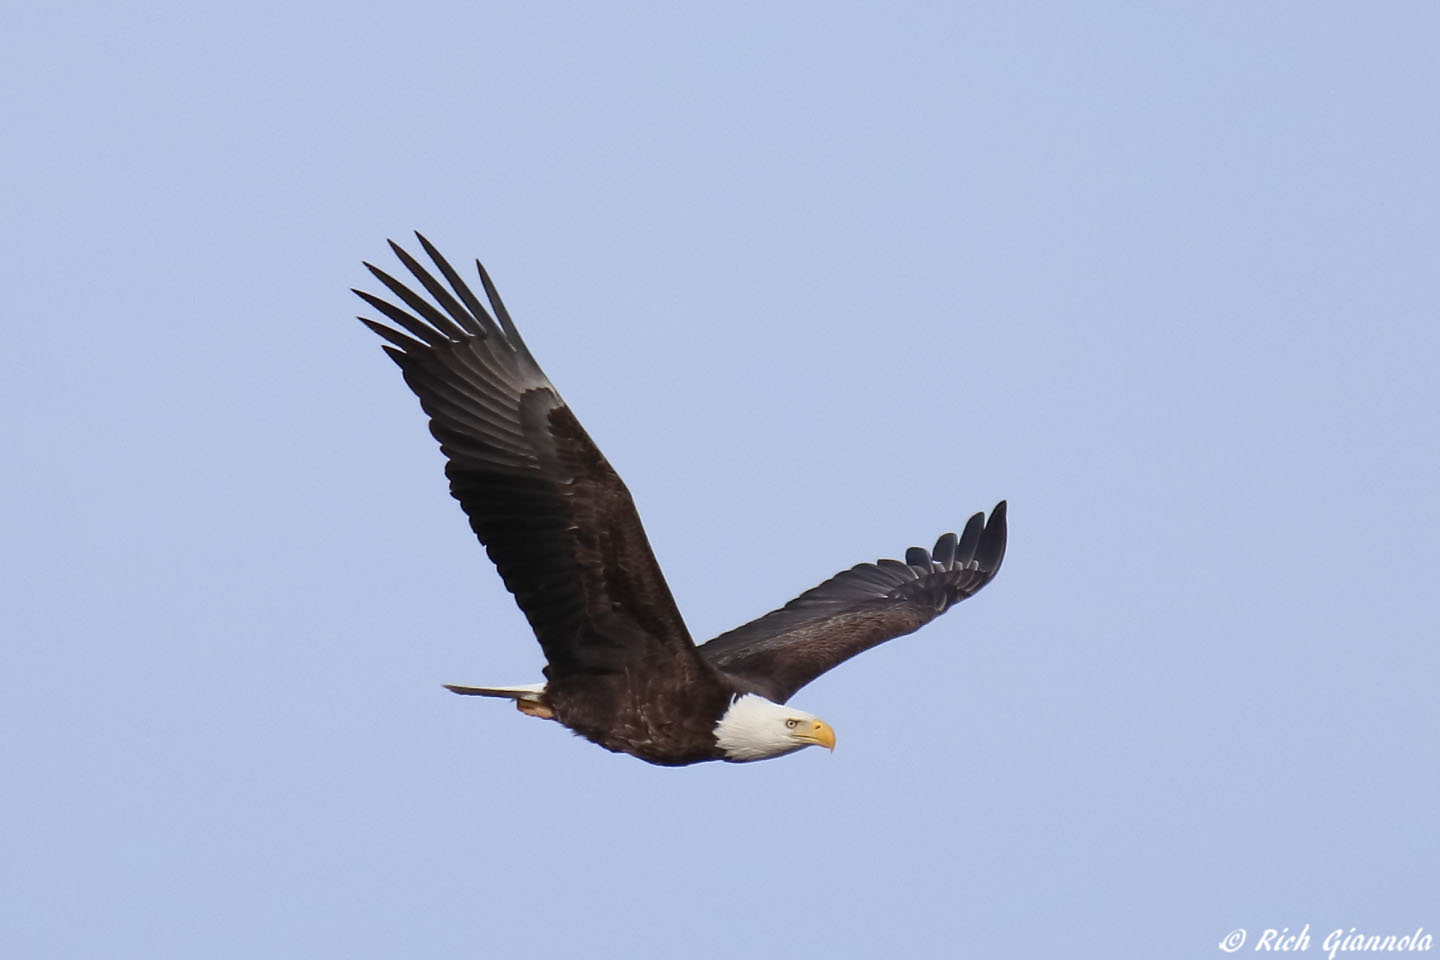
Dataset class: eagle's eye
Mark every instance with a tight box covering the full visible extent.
[785,718,798,729]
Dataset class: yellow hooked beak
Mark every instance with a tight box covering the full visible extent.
[799,718,836,752]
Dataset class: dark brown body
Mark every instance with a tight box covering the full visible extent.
[547,660,739,765]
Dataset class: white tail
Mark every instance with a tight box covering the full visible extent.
[443,682,546,702]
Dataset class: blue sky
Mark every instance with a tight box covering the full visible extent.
[3,3,1437,957]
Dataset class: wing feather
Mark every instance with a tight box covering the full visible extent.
[356,236,699,678]
[699,502,1007,702]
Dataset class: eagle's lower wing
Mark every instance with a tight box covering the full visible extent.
[355,235,695,677]
[698,503,1006,702]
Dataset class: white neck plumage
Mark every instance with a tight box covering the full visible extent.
[712,694,836,762]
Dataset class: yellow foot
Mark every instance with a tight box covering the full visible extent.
[516,699,555,720]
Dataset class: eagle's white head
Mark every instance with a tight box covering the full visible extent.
[713,694,837,762]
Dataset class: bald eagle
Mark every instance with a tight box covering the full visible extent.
[355,236,1007,766]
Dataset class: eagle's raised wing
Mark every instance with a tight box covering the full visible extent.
[699,503,1007,702]
[355,235,698,679]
